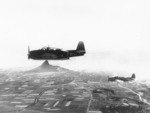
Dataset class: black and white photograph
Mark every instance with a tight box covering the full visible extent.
[0,0,150,113]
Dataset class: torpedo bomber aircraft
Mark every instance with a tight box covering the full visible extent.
[28,41,86,60]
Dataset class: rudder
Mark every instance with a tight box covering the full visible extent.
[132,73,136,79]
[76,41,86,53]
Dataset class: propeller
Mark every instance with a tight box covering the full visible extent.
[28,46,30,59]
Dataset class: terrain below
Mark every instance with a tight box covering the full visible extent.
[0,62,150,113]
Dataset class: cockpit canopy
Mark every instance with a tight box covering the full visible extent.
[41,47,62,51]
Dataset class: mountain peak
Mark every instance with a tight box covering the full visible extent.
[26,61,71,73]
[40,60,52,69]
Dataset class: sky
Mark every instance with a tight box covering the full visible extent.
[0,0,150,80]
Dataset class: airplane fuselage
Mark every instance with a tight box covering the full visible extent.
[28,41,86,60]
[108,76,135,82]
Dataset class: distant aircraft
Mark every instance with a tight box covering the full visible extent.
[28,41,86,60]
[108,73,136,82]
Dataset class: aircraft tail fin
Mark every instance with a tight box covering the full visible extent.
[132,73,136,79]
[76,41,86,53]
